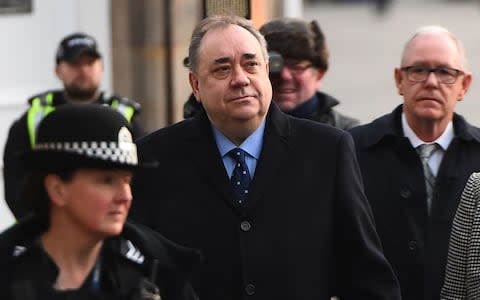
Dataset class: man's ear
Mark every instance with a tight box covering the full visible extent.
[394,68,404,96]
[458,72,472,101]
[189,72,201,102]
[315,69,326,81]
[314,69,326,90]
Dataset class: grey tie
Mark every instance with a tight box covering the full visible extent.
[417,143,439,213]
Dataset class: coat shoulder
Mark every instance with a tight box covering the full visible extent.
[137,118,194,148]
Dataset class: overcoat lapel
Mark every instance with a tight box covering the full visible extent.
[244,104,291,214]
[186,112,240,213]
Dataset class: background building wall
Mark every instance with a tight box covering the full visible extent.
[0,0,112,229]
[303,1,480,124]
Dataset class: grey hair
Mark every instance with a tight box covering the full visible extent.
[400,25,467,69]
[187,15,269,73]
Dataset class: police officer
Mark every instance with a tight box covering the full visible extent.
[3,32,144,219]
[0,104,199,300]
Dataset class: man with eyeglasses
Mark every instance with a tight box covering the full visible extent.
[349,25,479,300]
[258,18,359,130]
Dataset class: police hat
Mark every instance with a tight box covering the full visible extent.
[22,104,154,171]
[55,32,102,64]
[260,18,329,71]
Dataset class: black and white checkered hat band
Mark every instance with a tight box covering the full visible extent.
[34,140,138,165]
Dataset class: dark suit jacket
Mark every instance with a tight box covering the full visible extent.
[350,104,480,300]
[130,103,400,300]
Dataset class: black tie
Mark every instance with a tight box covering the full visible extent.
[228,148,251,204]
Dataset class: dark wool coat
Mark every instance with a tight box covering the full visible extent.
[130,103,401,300]
[350,104,480,300]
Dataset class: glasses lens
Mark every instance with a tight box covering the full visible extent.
[406,66,460,84]
[284,61,312,75]
[407,66,428,82]
[435,68,456,84]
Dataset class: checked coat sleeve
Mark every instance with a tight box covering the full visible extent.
[441,173,480,300]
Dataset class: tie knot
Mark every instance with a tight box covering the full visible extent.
[228,148,247,162]
[417,143,438,159]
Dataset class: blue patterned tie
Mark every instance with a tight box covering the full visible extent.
[228,148,251,204]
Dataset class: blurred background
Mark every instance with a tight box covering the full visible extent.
[0,0,479,230]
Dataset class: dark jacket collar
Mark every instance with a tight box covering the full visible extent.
[120,221,202,277]
[0,216,201,280]
[285,91,340,119]
[316,91,340,112]
[351,104,480,148]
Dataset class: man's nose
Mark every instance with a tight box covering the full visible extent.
[424,71,440,86]
[279,66,294,80]
[230,66,250,86]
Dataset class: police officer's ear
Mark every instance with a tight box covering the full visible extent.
[55,63,65,81]
[44,174,68,207]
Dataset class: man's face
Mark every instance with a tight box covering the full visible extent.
[189,24,272,138]
[56,54,103,101]
[270,59,324,111]
[395,33,472,126]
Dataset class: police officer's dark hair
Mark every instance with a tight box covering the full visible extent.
[20,169,76,221]
[188,15,269,73]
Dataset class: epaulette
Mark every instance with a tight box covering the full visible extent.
[107,95,141,112]
[27,90,60,106]
[119,238,145,265]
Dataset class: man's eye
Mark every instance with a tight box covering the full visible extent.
[437,68,453,76]
[214,66,230,73]
[411,66,426,73]
[212,66,231,78]
[245,61,260,72]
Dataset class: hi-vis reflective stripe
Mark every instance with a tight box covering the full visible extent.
[111,99,135,122]
[26,95,135,147]
[27,93,54,147]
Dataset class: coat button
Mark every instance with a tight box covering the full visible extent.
[400,188,411,199]
[408,240,417,250]
[245,283,255,295]
[240,221,251,232]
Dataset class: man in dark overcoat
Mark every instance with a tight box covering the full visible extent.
[130,15,400,300]
[350,25,479,300]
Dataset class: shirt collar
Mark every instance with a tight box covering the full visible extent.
[213,119,265,160]
[401,113,454,150]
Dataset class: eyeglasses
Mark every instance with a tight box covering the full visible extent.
[401,65,464,84]
[283,61,312,75]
